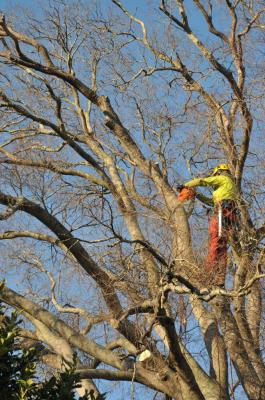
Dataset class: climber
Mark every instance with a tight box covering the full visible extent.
[177,164,239,287]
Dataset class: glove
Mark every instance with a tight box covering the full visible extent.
[177,185,185,192]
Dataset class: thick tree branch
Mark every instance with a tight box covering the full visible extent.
[0,285,123,369]
[0,190,124,317]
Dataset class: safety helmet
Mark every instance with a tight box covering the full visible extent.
[212,164,230,175]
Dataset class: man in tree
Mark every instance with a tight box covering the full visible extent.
[178,164,239,287]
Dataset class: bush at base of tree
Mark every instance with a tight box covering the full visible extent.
[0,301,105,400]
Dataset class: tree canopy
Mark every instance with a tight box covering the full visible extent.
[0,1,265,399]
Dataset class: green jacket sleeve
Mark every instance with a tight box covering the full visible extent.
[184,178,205,188]
[195,192,214,207]
[185,176,220,188]
[184,177,215,206]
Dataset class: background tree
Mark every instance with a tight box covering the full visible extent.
[0,1,265,399]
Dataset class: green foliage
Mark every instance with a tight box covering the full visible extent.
[0,300,104,400]
[0,300,33,400]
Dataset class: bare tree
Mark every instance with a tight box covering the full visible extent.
[0,1,265,399]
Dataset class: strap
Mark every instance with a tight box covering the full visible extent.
[218,203,222,237]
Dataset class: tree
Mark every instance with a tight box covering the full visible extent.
[0,1,264,399]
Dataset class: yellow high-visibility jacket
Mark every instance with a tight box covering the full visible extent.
[184,174,239,206]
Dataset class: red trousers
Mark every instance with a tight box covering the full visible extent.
[205,204,237,285]
[178,189,237,285]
